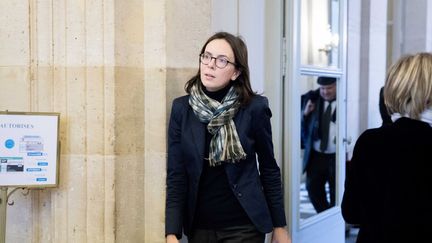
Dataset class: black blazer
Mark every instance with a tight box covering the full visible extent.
[342,118,432,243]
[165,95,286,238]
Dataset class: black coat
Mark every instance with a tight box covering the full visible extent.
[342,118,432,243]
[165,95,286,238]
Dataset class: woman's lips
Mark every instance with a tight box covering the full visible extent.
[204,73,215,79]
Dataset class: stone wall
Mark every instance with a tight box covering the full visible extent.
[0,0,210,242]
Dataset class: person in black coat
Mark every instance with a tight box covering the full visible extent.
[301,76,337,213]
[165,32,291,243]
[342,52,432,243]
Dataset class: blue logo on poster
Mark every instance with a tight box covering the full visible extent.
[5,139,15,149]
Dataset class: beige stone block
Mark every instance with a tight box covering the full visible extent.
[114,66,145,155]
[103,0,116,67]
[0,1,29,66]
[31,0,53,66]
[5,188,33,242]
[103,66,116,156]
[86,67,105,155]
[143,1,166,69]
[67,154,87,243]
[144,151,167,243]
[52,155,69,243]
[33,66,55,111]
[53,66,69,154]
[166,67,196,119]
[35,189,54,243]
[144,68,167,153]
[66,67,87,154]
[86,0,105,66]
[114,0,144,66]
[0,67,31,111]
[86,154,106,243]
[115,154,145,242]
[53,0,67,66]
[104,155,116,243]
[166,0,212,68]
[66,1,87,66]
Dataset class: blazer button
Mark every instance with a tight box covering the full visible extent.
[232,184,238,189]
[237,192,242,197]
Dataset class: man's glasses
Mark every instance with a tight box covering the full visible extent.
[199,53,236,69]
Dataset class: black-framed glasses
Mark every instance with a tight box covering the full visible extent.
[199,53,236,69]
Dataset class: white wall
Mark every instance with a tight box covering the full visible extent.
[211,0,266,94]
[392,0,432,58]
[346,0,362,156]
[347,0,388,156]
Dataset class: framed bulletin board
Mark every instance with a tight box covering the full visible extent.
[0,111,60,187]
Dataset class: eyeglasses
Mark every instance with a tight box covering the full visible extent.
[199,53,236,69]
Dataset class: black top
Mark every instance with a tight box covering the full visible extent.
[194,83,251,229]
[342,118,432,243]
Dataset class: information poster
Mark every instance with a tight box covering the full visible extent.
[0,112,60,187]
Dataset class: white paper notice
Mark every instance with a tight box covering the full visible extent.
[0,113,59,187]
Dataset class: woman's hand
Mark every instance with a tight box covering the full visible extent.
[166,234,179,243]
[271,227,291,243]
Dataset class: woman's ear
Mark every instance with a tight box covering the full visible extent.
[231,70,241,81]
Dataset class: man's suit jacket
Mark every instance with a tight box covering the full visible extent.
[301,89,336,173]
[165,95,286,238]
[342,118,432,243]
[301,89,322,173]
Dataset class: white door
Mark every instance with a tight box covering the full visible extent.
[209,0,349,242]
[282,0,348,242]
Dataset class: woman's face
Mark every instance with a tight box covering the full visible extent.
[200,39,239,92]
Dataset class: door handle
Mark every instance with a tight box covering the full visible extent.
[343,137,352,145]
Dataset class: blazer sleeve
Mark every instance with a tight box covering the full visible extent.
[254,97,287,227]
[165,99,187,238]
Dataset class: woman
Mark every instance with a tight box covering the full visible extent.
[165,32,291,243]
[342,52,432,243]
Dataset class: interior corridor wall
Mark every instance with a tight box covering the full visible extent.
[346,0,388,156]
[0,1,118,241]
[348,0,432,154]
[391,0,432,60]
[0,0,210,242]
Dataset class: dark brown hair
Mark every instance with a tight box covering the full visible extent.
[184,32,256,105]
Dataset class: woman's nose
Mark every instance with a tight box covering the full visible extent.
[207,57,216,68]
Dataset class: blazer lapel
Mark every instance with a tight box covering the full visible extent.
[187,110,206,171]
[233,107,247,139]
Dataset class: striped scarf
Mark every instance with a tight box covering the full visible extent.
[189,84,246,166]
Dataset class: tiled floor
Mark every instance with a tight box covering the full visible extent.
[299,181,360,243]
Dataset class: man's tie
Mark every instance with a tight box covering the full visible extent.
[320,101,333,151]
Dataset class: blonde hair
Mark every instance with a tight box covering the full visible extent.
[384,52,432,119]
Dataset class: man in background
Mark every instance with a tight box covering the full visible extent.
[301,76,337,213]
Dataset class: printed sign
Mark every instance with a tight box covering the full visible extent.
[0,112,60,187]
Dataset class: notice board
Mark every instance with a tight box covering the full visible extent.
[0,111,60,187]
